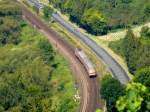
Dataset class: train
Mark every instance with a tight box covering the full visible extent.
[75,48,96,77]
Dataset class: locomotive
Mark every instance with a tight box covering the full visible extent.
[75,48,96,77]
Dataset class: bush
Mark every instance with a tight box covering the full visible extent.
[116,83,150,112]
[43,6,53,18]
[134,67,150,87]
[108,39,124,57]
[0,0,21,16]
[109,29,150,74]
[0,17,21,45]
[141,26,150,38]
[38,39,54,64]
[144,2,150,16]
[81,8,108,35]
[0,1,22,46]
[0,45,52,111]
[100,75,125,112]
[49,0,150,35]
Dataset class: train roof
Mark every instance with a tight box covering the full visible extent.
[77,49,94,69]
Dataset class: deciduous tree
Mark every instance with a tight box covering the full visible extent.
[116,83,150,112]
[100,75,125,112]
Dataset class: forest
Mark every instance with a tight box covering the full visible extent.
[101,73,150,112]
[0,1,78,111]
[49,0,150,35]
[109,27,150,74]
[101,25,150,112]
[101,28,150,111]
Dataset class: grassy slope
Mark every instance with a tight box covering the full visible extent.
[21,25,79,111]
[18,2,79,110]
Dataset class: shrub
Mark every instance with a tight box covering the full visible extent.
[100,75,125,112]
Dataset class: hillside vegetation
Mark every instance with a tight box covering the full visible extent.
[49,0,150,35]
[100,26,150,112]
[101,39,150,111]
[109,27,150,74]
[0,1,78,111]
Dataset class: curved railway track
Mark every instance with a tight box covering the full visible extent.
[20,3,101,112]
[52,14,130,85]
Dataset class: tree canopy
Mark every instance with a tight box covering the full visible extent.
[0,0,21,16]
[49,0,150,35]
[100,75,125,112]
[0,41,53,111]
[81,8,107,35]
[0,1,79,111]
[0,17,21,45]
[43,6,53,19]
[109,28,150,74]
[116,83,150,112]
[134,67,150,87]
[0,0,22,46]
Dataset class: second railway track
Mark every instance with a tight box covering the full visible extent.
[52,14,130,85]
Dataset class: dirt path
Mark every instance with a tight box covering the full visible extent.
[99,22,150,41]
[20,4,101,112]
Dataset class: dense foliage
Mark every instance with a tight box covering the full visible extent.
[109,28,150,74]
[0,44,52,111]
[101,73,150,112]
[0,0,21,16]
[107,27,150,112]
[0,1,78,111]
[116,83,150,112]
[0,0,22,46]
[134,67,150,87]
[49,0,150,35]
[43,6,53,19]
[100,75,125,112]
[0,17,21,45]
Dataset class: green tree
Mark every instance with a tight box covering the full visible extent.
[58,98,77,112]
[0,0,21,16]
[141,26,150,38]
[122,29,141,73]
[0,45,52,111]
[50,0,150,35]
[116,83,150,112]
[141,26,150,35]
[0,17,21,45]
[134,67,150,87]
[43,6,53,18]
[100,75,125,112]
[96,109,103,112]
[109,28,150,75]
[38,39,54,64]
[81,8,107,35]
[144,1,150,16]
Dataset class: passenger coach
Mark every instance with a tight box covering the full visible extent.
[75,48,96,77]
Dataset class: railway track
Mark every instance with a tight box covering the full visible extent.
[52,14,130,85]
[20,3,100,112]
